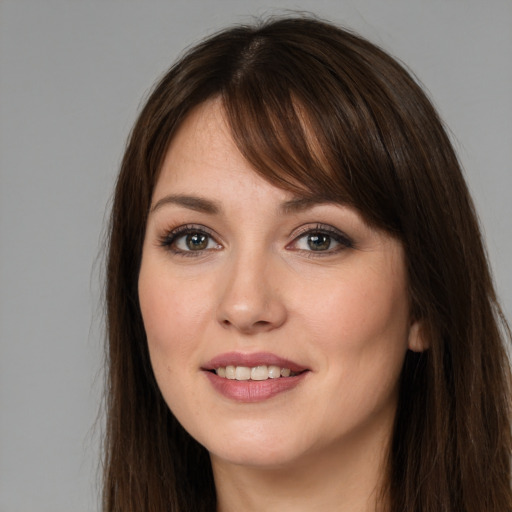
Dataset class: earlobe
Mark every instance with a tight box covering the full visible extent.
[407,321,428,352]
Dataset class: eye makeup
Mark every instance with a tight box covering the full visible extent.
[157,223,222,257]
[287,223,354,256]
[156,220,354,259]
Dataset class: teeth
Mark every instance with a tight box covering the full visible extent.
[215,365,298,380]
[251,365,268,380]
[235,366,251,380]
[268,365,281,379]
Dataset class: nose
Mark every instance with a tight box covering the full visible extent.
[216,250,287,334]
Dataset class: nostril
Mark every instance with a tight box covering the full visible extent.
[254,320,271,327]
[221,318,273,333]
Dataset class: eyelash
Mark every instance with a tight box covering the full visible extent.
[158,223,353,257]
[158,224,221,257]
[288,224,354,255]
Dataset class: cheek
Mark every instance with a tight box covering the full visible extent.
[298,264,410,394]
[138,260,211,370]
[140,243,215,319]
[300,279,409,438]
[298,265,409,346]
[138,261,212,418]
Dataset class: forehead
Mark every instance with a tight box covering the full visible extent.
[155,99,282,199]
[160,98,239,178]
[156,97,339,203]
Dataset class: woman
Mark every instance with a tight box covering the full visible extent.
[103,16,512,511]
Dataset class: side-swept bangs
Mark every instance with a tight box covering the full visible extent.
[220,18,458,241]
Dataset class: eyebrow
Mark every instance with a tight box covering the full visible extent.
[279,197,334,214]
[150,194,336,216]
[150,194,221,215]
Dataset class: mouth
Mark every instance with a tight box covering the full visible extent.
[202,352,309,402]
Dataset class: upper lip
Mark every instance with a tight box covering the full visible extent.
[202,352,308,373]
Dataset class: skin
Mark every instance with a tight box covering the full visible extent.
[138,99,423,512]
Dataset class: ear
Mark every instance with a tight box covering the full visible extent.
[407,320,428,352]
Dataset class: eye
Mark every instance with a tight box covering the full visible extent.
[159,225,221,255]
[289,225,353,254]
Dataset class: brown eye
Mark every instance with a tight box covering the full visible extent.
[160,226,221,255]
[185,232,209,250]
[307,233,332,251]
[288,225,353,255]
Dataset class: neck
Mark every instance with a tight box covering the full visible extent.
[211,424,391,512]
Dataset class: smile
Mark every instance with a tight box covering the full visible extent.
[203,352,309,402]
[215,365,299,380]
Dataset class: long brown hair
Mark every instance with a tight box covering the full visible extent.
[104,16,512,511]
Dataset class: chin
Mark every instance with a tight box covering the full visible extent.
[209,441,303,469]
[192,420,309,469]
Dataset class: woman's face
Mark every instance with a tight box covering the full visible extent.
[138,99,421,469]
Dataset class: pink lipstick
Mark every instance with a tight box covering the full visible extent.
[202,352,309,403]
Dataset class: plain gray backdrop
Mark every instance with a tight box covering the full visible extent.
[1,1,511,510]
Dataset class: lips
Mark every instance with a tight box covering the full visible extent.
[202,352,309,402]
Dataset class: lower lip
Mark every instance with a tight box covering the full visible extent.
[204,371,308,403]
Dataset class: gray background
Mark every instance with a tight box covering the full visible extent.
[1,1,510,510]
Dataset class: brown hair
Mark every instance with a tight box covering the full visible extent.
[104,16,512,511]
